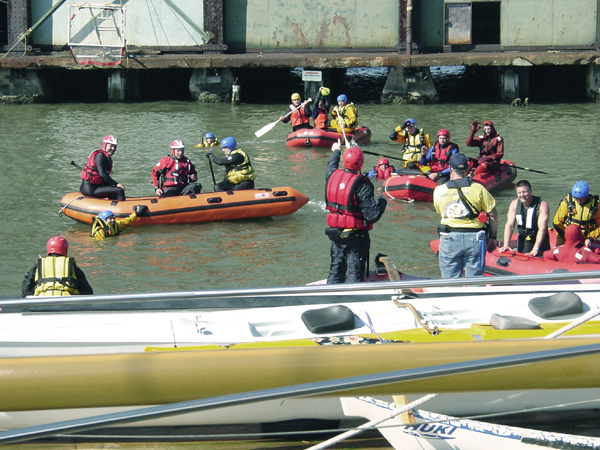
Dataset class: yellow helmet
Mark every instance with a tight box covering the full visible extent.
[291,93,301,101]
[320,87,330,96]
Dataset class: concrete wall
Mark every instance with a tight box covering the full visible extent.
[31,0,208,48]
[224,0,400,51]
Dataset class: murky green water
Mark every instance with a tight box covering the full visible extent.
[1,100,599,296]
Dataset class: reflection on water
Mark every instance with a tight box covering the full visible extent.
[1,99,599,296]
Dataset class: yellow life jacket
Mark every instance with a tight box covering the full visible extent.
[200,138,220,147]
[564,194,600,237]
[90,217,120,239]
[226,149,256,184]
[33,256,80,296]
[401,129,426,162]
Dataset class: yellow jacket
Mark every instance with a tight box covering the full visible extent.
[91,212,138,241]
[330,103,358,133]
[553,194,600,240]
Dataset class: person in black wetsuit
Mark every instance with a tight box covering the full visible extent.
[80,135,126,201]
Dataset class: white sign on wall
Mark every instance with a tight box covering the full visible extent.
[302,70,322,82]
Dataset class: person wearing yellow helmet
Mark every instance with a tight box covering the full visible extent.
[280,92,313,131]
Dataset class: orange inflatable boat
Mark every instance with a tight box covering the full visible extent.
[59,187,309,225]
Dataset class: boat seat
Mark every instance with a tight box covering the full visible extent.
[490,314,541,330]
[528,292,583,319]
[301,305,358,334]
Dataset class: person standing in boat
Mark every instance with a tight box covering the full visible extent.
[433,153,498,278]
[280,93,313,132]
[389,118,433,170]
[553,181,600,247]
[90,206,148,241]
[329,94,358,134]
[152,140,203,197]
[207,137,256,192]
[420,129,459,185]
[465,120,504,175]
[21,236,93,297]
[366,158,396,180]
[498,180,550,257]
[194,132,220,148]
[543,224,600,264]
[325,139,387,284]
[80,135,126,201]
[312,86,331,129]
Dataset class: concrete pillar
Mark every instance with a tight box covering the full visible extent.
[498,65,530,104]
[0,69,51,102]
[107,70,126,102]
[381,66,438,104]
[189,68,236,102]
[585,64,600,102]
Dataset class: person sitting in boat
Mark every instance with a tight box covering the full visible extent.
[543,224,600,264]
[366,158,396,180]
[194,132,220,148]
[80,135,126,201]
[466,120,504,176]
[329,94,358,134]
[280,93,313,132]
[90,206,148,241]
[21,236,93,297]
[553,181,600,247]
[325,139,387,284]
[498,180,550,257]
[420,129,459,185]
[312,86,331,129]
[389,118,432,170]
[207,137,256,192]
[152,140,203,198]
[433,153,498,278]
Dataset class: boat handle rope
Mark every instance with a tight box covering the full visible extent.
[362,311,384,343]
[393,300,439,336]
[58,196,85,217]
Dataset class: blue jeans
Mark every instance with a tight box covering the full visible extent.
[438,231,486,278]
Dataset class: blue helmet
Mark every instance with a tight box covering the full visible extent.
[404,118,417,127]
[204,132,215,139]
[337,94,348,102]
[221,137,237,150]
[572,181,590,199]
[98,210,114,221]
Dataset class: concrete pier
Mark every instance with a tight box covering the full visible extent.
[381,66,438,104]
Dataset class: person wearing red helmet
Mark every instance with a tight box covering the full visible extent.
[366,158,396,180]
[466,120,504,176]
[152,140,202,197]
[207,137,256,191]
[389,118,433,170]
[21,236,93,297]
[80,135,126,201]
[325,140,387,283]
[543,224,600,264]
[420,129,459,185]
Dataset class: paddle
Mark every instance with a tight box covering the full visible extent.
[335,111,350,147]
[254,98,312,138]
[70,160,83,171]
[501,162,547,175]
[361,149,404,163]
[207,155,216,186]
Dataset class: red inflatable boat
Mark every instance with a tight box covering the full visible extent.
[286,126,371,148]
[383,160,517,202]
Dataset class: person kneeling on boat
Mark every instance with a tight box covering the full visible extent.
[207,137,256,192]
[194,132,220,148]
[152,140,202,197]
[280,93,313,132]
[553,181,600,247]
[329,94,358,134]
[543,224,600,264]
[90,206,148,241]
[419,129,458,185]
[325,140,387,284]
[366,158,396,180]
[389,118,432,170]
[80,135,126,201]
[466,120,504,176]
[21,236,93,297]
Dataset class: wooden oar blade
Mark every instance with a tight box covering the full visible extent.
[254,120,279,138]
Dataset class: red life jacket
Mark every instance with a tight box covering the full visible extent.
[161,156,195,187]
[325,170,373,231]
[430,143,458,172]
[291,107,311,127]
[314,107,329,129]
[375,165,395,179]
[81,149,112,185]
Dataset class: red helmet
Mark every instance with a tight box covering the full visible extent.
[170,139,184,155]
[377,158,389,166]
[437,129,450,138]
[343,147,364,171]
[101,135,118,150]
[483,120,494,128]
[46,236,68,256]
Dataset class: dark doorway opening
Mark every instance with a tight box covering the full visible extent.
[472,1,500,45]
[0,1,7,49]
